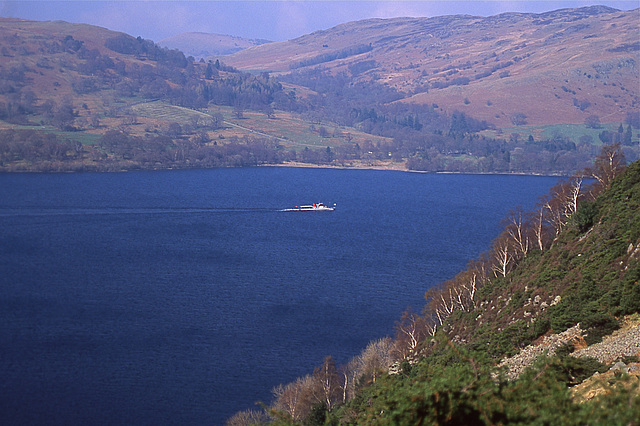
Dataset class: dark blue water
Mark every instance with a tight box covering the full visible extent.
[0,167,557,425]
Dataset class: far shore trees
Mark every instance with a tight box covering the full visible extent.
[585,114,601,129]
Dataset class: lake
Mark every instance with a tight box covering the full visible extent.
[0,167,558,425]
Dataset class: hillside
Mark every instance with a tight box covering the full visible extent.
[0,17,440,172]
[0,12,638,174]
[223,6,639,128]
[228,150,640,424]
[158,32,271,59]
[0,18,305,171]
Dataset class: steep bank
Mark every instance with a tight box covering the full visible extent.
[229,149,639,424]
[331,151,640,424]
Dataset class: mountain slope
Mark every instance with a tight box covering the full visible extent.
[223,6,639,128]
[0,18,298,171]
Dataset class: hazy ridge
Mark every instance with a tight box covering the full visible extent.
[158,32,271,59]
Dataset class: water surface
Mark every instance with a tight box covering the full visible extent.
[0,167,557,424]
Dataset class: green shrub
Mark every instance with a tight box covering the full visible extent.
[549,297,581,332]
[620,267,640,315]
[572,200,599,233]
[531,316,551,339]
[305,402,327,426]
[488,321,532,358]
[582,312,619,345]
[546,352,607,386]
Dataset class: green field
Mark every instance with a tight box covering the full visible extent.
[0,124,103,146]
[480,122,638,145]
[50,130,103,145]
[209,106,355,149]
[1,100,390,152]
[129,101,390,151]
[131,101,214,124]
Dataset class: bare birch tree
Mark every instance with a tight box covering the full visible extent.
[586,143,626,190]
[531,205,548,251]
[542,176,586,244]
[491,233,514,278]
[542,188,570,244]
[456,267,484,310]
[341,337,394,402]
[504,206,531,259]
[312,356,342,411]
[339,361,357,404]
[567,175,583,217]
[225,409,268,426]
[394,310,429,361]
[271,375,315,422]
[360,337,394,384]
[425,285,453,331]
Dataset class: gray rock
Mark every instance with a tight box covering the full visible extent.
[610,361,629,373]
[573,324,640,364]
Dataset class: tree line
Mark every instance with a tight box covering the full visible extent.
[0,129,294,172]
[0,129,82,169]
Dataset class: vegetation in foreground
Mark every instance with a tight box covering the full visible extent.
[227,145,640,424]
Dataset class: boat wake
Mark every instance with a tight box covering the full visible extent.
[0,206,286,217]
[0,203,336,217]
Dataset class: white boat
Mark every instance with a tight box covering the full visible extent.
[284,203,336,212]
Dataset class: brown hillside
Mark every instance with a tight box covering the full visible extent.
[222,6,640,127]
[0,18,153,107]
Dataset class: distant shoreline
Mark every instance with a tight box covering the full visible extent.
[267,160,408,172]
[266,161,568,177]
[0,159,568,177]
